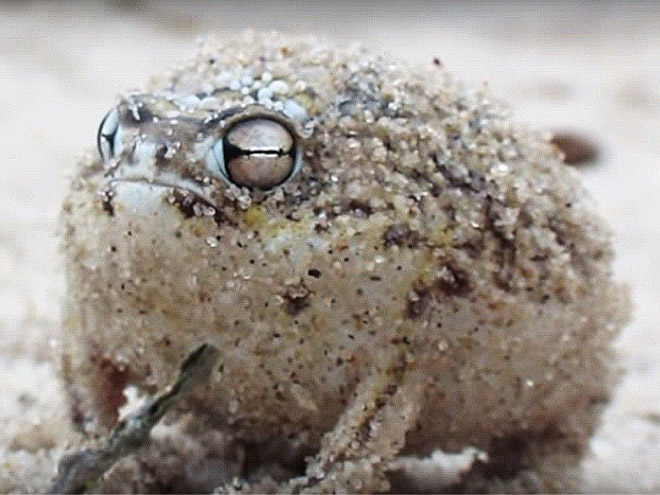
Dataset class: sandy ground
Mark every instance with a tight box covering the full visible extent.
[0,1,658,492]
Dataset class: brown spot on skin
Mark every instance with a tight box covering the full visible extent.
[551,132,599,165]
[321,199,374,220]
[383,223,422,248]
[406,280,431,319]
[314,222,329,233]
[344,199,373,218]
[98,188,115,216]
[436,264,471,297]
[406,265,471,319]
[69,393,86,430]
[101,198,114,216]
[89,352,130,428]
[198,289,212,303]
[169,188,231,225]
[389,335,411,345]
[282,281,311,315]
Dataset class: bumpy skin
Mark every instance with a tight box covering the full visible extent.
[61,32,629,493]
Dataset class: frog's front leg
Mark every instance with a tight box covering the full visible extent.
[218,350,427,495]
[287,351,428,494]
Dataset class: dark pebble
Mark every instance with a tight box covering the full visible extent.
[551,132,599,165]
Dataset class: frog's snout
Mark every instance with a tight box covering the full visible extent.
[101,180,178,218]
[100,177,220,224]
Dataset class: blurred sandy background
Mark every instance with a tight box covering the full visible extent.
[0,1,658,492]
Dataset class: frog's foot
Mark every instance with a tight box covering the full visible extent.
[213,351,426,495]
[288,353,427,494]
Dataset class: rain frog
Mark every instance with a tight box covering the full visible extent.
[61,31,629,493]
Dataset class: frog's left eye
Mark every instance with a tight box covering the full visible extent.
[209,117,300,190]
[97,107,121,162]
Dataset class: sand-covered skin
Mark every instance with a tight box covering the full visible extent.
[54,32,630,493]
[1,3,658,494]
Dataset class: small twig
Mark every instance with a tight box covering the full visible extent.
[50,344,220,494]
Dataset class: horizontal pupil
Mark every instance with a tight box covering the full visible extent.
[223,141,293,160]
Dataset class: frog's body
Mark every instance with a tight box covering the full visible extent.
[61,32,629,493]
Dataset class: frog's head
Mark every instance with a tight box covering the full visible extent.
[97,83,314,219]
[92,35,446,231]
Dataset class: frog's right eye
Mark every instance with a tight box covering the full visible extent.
[97,107,121,162]
[208,117,301,191]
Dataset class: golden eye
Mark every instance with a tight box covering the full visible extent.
[210,117,300,190]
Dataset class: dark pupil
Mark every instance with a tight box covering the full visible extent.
[223,139,294,162]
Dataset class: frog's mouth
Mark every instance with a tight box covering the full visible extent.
[102,173,220,218]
